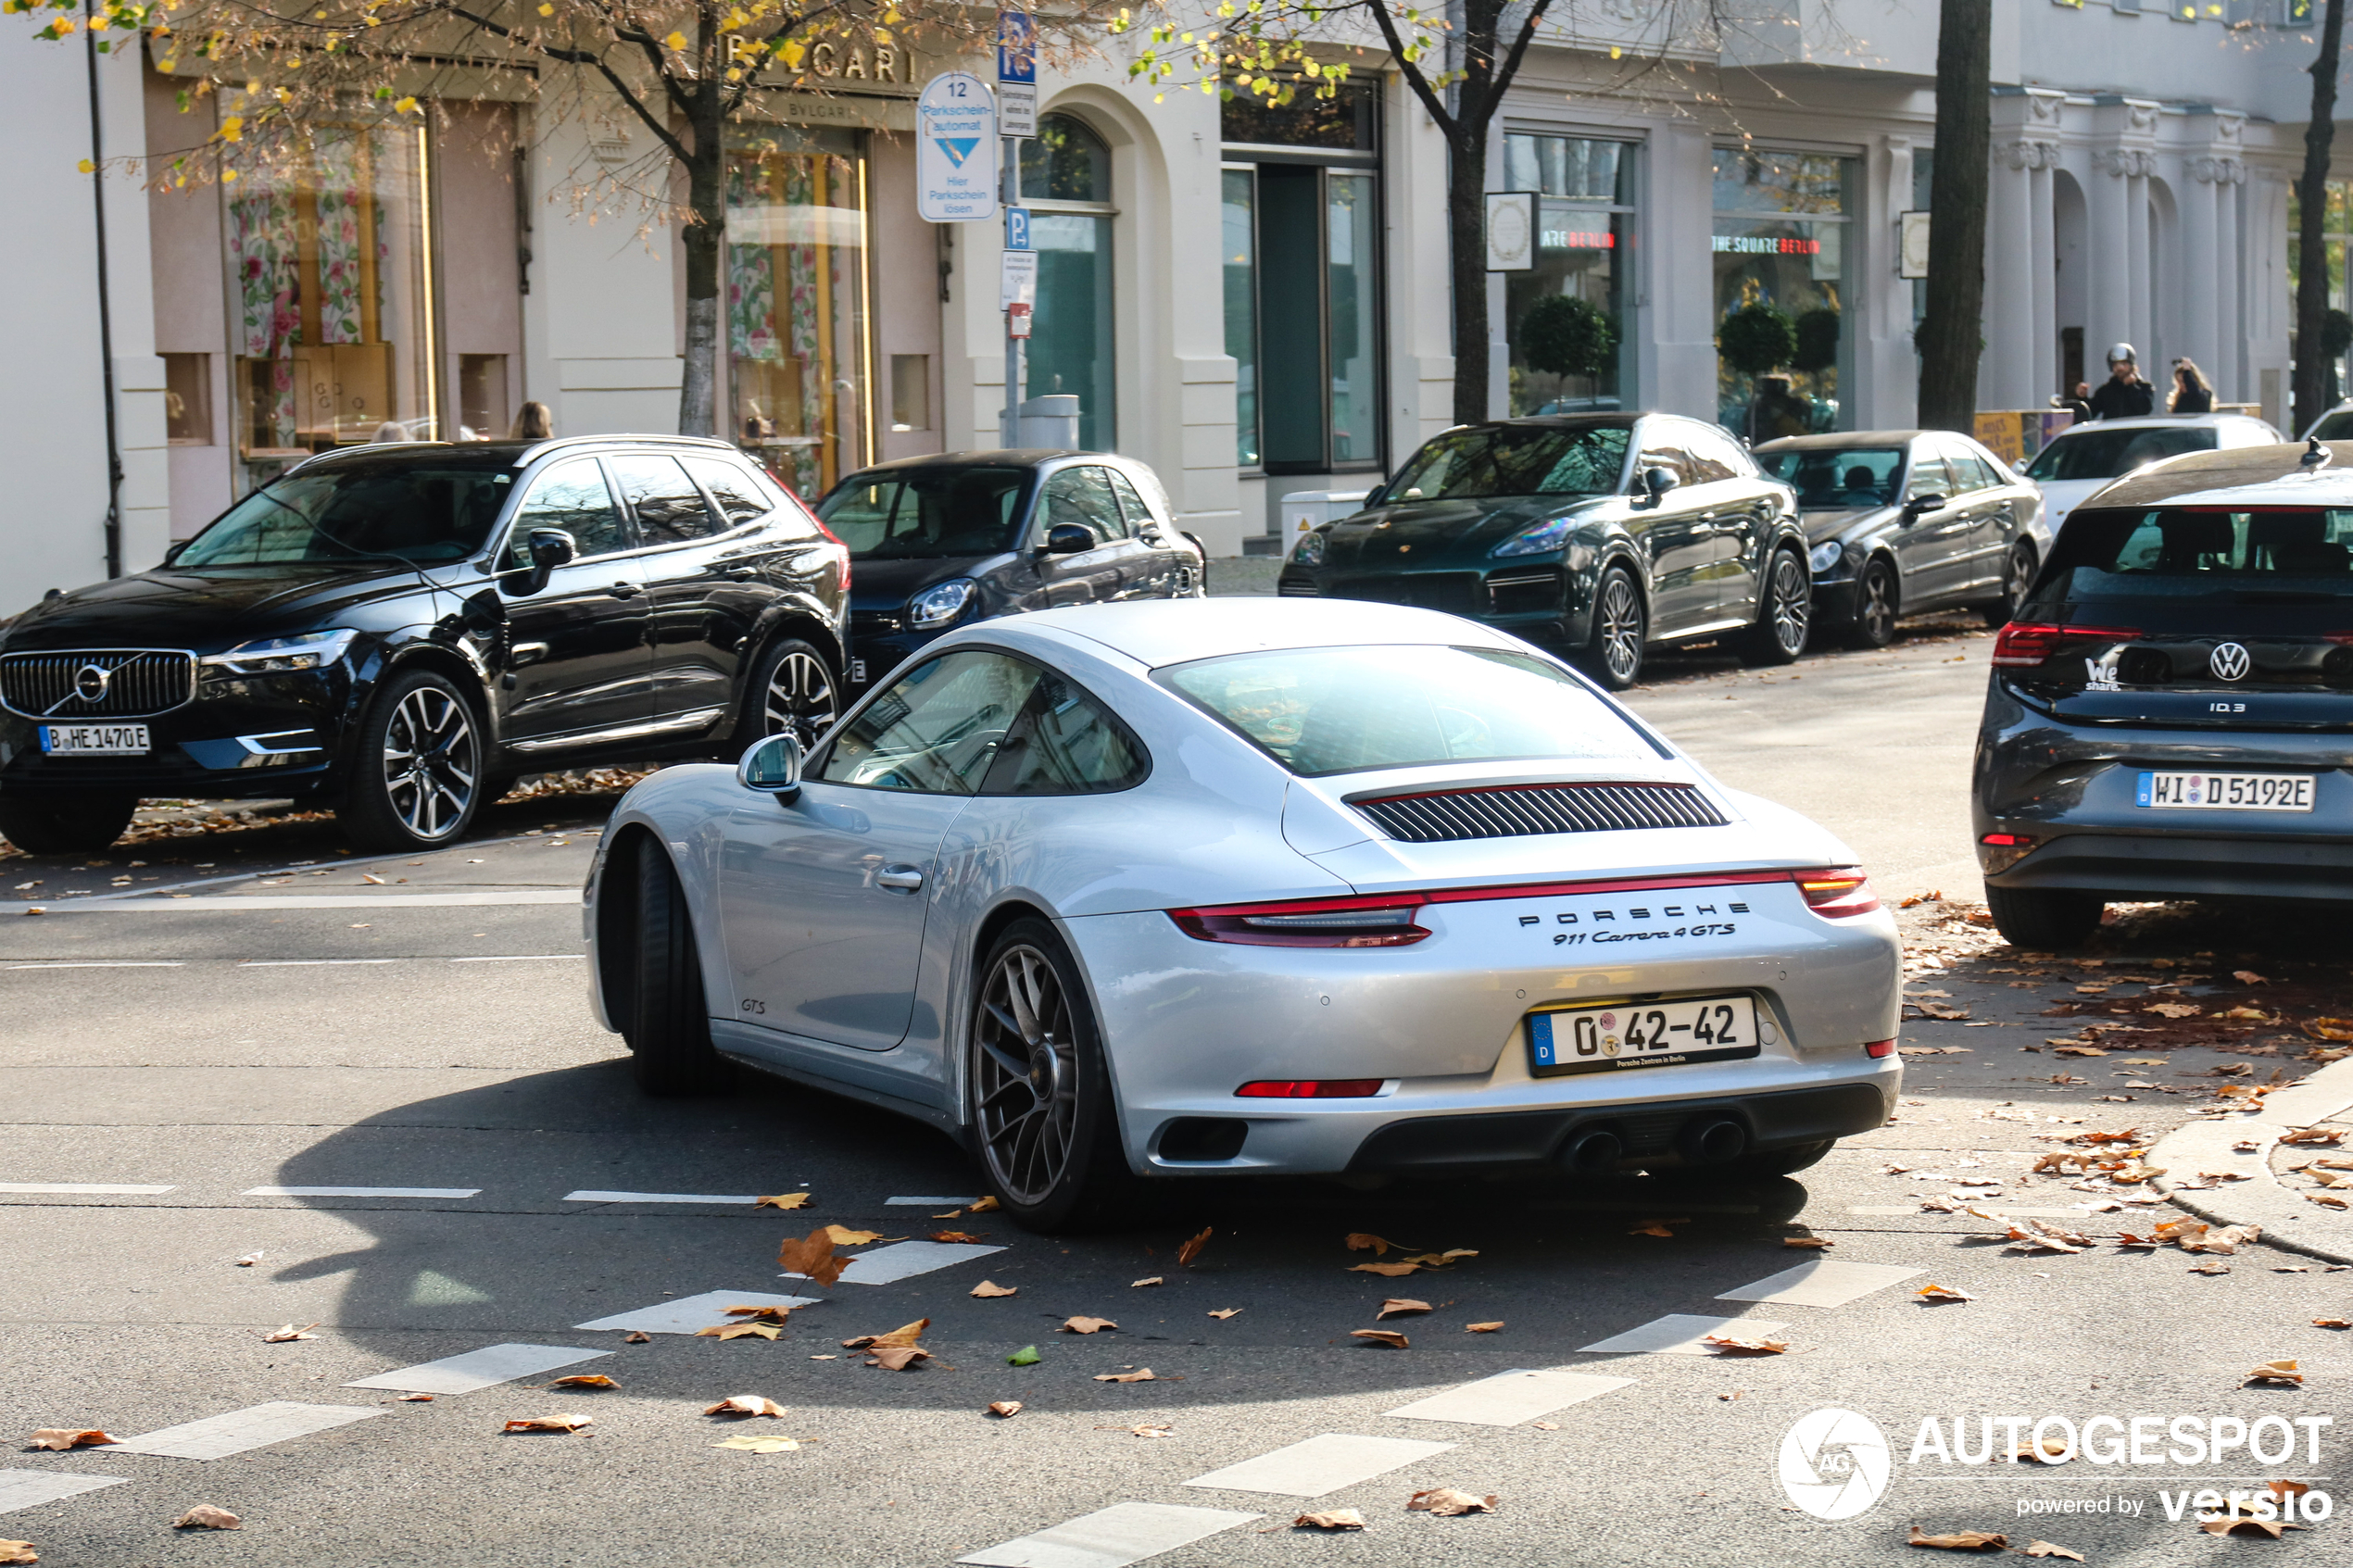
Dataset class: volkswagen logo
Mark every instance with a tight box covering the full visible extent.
[72,663,112,703]
[1779,1408,1893,1520]
[2208,642,2251,683]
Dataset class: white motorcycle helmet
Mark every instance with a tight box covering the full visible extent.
[2106,342,2137,367]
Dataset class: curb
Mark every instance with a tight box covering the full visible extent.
[2147,1056,2353,1265]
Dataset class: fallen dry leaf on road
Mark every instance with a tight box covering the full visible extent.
[233,1251,262,1266]
[2308,1192,2351,1210]
[1108,1423,1173,1438]
[2145,1003,2202,1019]
[712,1435,799,1453]
[2204,1516,2305,1538]
[775,1228,846,1287]
[2182,1223,2262,1255]
[0,1541,32,1563]
[2271,1481,2312,1504]
[1094,1369,1157,1382]
[2191,1261,2233,1275]
[2009,1438,2070,1464]
[697,1322,779,1341]
[724,1304,793,1323]
[2052,1046,2107,1058]
[1061,1317,1117,1335]
[1349,1261,1422,1276]
[929,1231,983,1244]
[1629,1221,1676,1238]
[1406,1488,1497,1517]
[171,1507,240,1531]
[1176,1226,1212,1268]
[1466,1321,1504,1333]
[624,1331,651,1344]
[2304,1018,2353,1042]
[396,1393,433,1402]
[1376,1298,1431,1320]
[1881,1164,1914,1175]
[1917,1285,1976,1303]
[1130,1276,1164,1288]
[1209,1308,1242,1320]
[2045,1073,2090,1085]
[703,1395,785,1418]
[1534,1419,1562,1427]
[1909,1001,1971,1020]
[1783,1236,1834,1249]
[2246,1360,2304,1386]
[1394,1248,1478,1267]
[25,1431,115,1451]
[841,1320,928,1349]
[502,1413,591,1434]
[1704,1335,1789,1355]
[1293,1510,1365,1530]
[2313,1318,2352,1328]
[261,1323,317,1343]
[986,1400,1022,1417]
[821,1225,886,1246]
[2020,1542,2081,1561]
[1345,1233,1393,1255]
[2234,970,2270,985]
[754,1193,811,1210]
[545,1375,617,1389]
[2006,1220,2091,1254]
[969,1280,1017,1298]
[1906,1525,2007,1549]
[864,1347,931,1371]
[968,1196,1000,1213]
[1351,1329,1409,1348]
[2284,1127,2347,1146]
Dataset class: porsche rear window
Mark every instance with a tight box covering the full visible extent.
[1161,644,1664,776]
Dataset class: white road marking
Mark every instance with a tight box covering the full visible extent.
[1716,1260,1924,1309]
[1383,1368,1636,1427]
[885,1196,980,1206]
[0,1183,174,1195]
[240,960,398,967]
[344,1344,612,1395]
[958,1503,1263,1568]
[45,890,578,911]
[1181,1434,1454,1498]
[244,1186,481,1199]
[107,1401,384,1460]
[6,960,183,969]
[784,1239,1003,1286]
[573,1289,822,1335]
[450,954,583,962]
[0,1470,131,1512]
[561,1191,761,1205]
[1576,1313,1791,1355]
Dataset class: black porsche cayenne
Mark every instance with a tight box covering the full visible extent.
[0,435,848,854]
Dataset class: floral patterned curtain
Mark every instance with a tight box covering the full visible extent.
[312,133,366,346]
[727,157,781,362]
[230,188,299,447]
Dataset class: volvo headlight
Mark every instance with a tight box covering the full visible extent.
[199,628,359,676]
[1290,530,1327,567]
[907,577,976,630]
[1492,517,1574,558]
[1808,540,1845,575]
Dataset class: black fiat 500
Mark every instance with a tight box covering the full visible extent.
[1973,442,2353,947]
[0,435,847,853]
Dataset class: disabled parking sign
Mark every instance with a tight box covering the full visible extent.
[916,72,999,223]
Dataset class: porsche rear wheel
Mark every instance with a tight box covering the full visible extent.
[969,919,1132,1231]
[623,843,727,1096]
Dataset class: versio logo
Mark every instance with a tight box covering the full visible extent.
[1780,1408,1893,1520]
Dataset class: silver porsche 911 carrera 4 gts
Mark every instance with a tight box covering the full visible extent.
[585,598,1902,1230]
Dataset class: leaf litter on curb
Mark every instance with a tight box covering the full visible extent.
[2246,1360,2303,1386]
[1466,1321,1504,1333]
[1294,1510,1365,1531]
[623,1331,651,1344]
[1208,1308,1241,1320]
[1351,1329,1409,1348]
[1406,1488,1497,1517]
[1704,1334,1789,1356]
[986,1400,1022,1418]
[703,1395,786,1418]
[1906,1525,2007,1549]
[25,1430,116,1451]
[1917,1285,1977,1303]
[821,1225,889,1246]
[697,1322,779,1341]
[930,1231,985,1244]
[502,1413,591,1434]
[172,1507,240,1531]
[1061,1317,1117,1335]
[544,1375,617,1390]
[754,1193,811,1210]
[1131,1276,1164,1288]
[2020,1542,2082,1562]
[1375,1298,1431,1320]
[260,1323,317,1343]
[775,1228,847,1288]
[969,1280,1017,1298]
[0,1543,33,1565]
[1095,1369,1160,1382]
[723,1304,794,1323]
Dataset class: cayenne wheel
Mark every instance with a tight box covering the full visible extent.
[969,918,1132,1231]
[1740,547,1811,666]
[337,669,484,852]
[1582,566,1647,690]
[1982,542,2035,627]
[745,638,839,752]
[622,839,727,1095]
[1985,885,2105,950]
[1846,558,1898,649]
[0,794,136,855]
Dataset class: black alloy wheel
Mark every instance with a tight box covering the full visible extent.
[969,918,1130,1231]
[1583,566,1646,690]
[1740,547,1811,666]
[1982,542,2036,627]
[1848,558,1898,649]
[0,794,137,855]
[749,638,839,751]
[339,669,483,852]
[621,838,728,1095]
[1985,885,2105,950]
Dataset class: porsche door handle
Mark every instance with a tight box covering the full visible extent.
[606,582,641,599]
[875,865,925,893]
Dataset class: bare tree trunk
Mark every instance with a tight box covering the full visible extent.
[676,19,723,439]
[1917,0,1991,432]
[2296,0,2347,438]
[1450,128,1492,428]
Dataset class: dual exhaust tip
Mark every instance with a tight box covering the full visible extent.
[1558,1116,1749,1173]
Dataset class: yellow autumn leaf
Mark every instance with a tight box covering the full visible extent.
[393,96,417,115]
[664,29,687,50]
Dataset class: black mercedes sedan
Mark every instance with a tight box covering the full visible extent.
[1274,413,1810,688]
[813,451,1204,691]
[0,435,848,854]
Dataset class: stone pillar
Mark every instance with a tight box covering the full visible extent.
[2088,96,2162,378]
[2031,161,2058,400]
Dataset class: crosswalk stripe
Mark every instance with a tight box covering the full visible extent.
[1382,1367,1636,1426]
[107,1402,384,1460]
[1715,1260,1925,1308]
[1181,1434,1453,1498]
[343,1344,613,1395]
[1576,1312,1792,1355]
[957,1502,1263,1567]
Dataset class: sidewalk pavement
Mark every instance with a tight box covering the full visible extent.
[2148,1055,2353,1264]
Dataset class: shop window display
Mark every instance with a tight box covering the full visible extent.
[1502,133,1634,416]
[1711,148,1854,438]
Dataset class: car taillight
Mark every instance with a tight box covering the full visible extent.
[1990,621,2142,668]
[1793,866,1880,918]
[1167,895,1431,947]
[1235,1079,1385,1098]
[1865,1039,1896,1059]
[1980,833,2034,847]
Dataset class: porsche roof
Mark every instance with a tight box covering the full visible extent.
[985,597,1529,671]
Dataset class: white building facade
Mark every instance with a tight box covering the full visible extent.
[0,0,2341,609]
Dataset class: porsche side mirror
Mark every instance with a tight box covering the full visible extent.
[1640,467,1679,508]
[1040,522,1094,556]
[736,731,803,801]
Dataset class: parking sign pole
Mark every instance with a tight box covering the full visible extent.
[997,5,1037,447]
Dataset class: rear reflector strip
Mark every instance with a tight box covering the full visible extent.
[1865,1039,1896,1060]
[1235,1079,1385,1098]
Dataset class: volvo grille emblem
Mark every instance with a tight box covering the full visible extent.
[2208,642,2251,683]
[72,663,112,703]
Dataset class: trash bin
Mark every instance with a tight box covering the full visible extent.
[1015,395,1082,450]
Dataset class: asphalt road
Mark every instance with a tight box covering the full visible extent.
[2,628,2348,1567]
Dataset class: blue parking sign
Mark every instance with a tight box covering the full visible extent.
[1005,207,1031,252]
[996,6,1036,84]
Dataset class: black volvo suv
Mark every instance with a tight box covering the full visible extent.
[0,435,848,853]
[1973,441,2353,947]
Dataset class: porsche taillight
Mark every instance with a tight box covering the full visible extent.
[1167,894,1431,947]
[1793,866,1880,918]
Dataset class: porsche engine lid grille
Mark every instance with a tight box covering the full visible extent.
[1353,782,1729,843]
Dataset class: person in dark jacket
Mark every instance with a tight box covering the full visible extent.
[2088,344,2156,420]
[2169,358,2215,413]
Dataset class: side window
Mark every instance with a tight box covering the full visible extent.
[818,651,1041,795]
[1906,452,1955,502]
[1040,466,1130,546]
[979,670,1150,796]
[505,458,625,567]
[680,456,774,529]
[1940,443,1996,494]
[814,478,901,554]
[1104,468,1159,533]
[1681,425,1752,483]
[607,454,718,545]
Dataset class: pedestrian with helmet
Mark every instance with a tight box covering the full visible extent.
[2087,343,2156,420]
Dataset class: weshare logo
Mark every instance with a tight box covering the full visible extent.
[1780,1409,1893,1520]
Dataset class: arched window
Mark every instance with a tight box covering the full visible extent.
[1016,114,1115,450]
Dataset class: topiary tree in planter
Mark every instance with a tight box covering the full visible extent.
[1718,304,1798,377]
[1793,307,1842,375]
[1521,295,1619,382]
